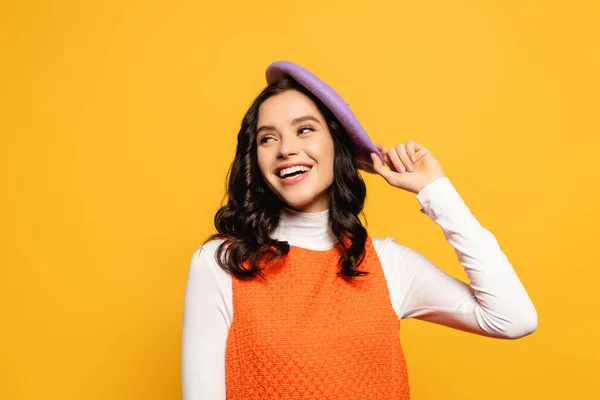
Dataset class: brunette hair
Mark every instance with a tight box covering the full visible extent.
[202,76,370,281]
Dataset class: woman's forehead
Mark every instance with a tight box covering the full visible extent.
[258,91,323,126]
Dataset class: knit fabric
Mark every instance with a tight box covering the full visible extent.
[225,235,410,399]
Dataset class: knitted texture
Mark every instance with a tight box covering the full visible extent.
[225,236,410,399]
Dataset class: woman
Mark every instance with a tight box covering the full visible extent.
[181,61,538,399]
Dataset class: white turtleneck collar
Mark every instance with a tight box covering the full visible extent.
[270,207,339,250]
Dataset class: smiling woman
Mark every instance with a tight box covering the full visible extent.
[201,74,371,280]
[255,90,336,213]
[181,61,538,400]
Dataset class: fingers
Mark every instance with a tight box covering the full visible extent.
[370,152,396,183]
[385,147,406,173]
[396,144,414,172]
[406,140,417,163]
[388,144,414,172]
[375,140,425,173]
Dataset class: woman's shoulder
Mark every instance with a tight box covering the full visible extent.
[370,235,438,282]
[192,238,226,259]
[188,238,231,285]
[370,235,428,275]
[370,235,411,257]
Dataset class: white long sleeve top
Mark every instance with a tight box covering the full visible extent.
[181,177,538,399]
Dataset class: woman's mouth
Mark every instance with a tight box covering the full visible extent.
[277,167,312,186]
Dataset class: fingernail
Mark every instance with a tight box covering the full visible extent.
[411,156,416,163]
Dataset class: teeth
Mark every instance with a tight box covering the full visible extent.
[279,165,310,178]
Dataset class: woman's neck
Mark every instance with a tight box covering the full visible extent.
[271,207,338,250]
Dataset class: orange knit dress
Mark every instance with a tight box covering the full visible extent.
[225,235,410,399]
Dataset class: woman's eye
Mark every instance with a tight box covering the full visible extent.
[298,126,314,134]
[259,126,313,144]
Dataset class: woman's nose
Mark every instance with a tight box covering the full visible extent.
[277,135,300,158]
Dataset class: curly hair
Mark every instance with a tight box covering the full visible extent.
[201,76,370,281]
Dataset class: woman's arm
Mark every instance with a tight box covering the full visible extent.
[182,242,231,399]
[377,177,538,339]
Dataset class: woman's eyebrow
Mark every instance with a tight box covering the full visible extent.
[291,115,321,126]
[257,115,322,135]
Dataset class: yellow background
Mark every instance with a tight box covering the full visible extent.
[1,0,598,398]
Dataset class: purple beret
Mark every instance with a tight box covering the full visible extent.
[265,61,384,172]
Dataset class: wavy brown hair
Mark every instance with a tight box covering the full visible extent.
[202,76,370,281]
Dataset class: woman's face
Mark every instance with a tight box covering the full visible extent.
[256,89,335,213]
